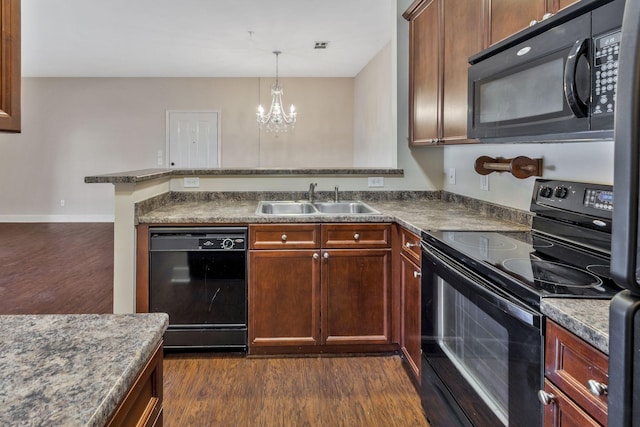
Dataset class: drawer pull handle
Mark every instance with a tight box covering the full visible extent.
[587,380,608,396]
[537,390,556,406]
[413,271,421,278]
[324,252,329,259]
[281,234,287,241]
[354,233,360,241]
[405,242,419,248]
[313,253,319,260]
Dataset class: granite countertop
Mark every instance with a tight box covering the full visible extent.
[541,299,610,354]
[0,313,169,426]
[138,198,531,235]
[85,168,405,184]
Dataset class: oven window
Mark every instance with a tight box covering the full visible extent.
[437,277,509,425]
[479,58,565,123]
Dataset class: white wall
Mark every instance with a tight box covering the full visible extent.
[0,77,360,220]
[353,42,395,167]
[442,142,614,210]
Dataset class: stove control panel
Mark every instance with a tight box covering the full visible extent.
[532,179,613,220]
[584,188,614,211]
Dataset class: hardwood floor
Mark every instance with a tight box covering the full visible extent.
[2,223,429,426]
[164,354,428,427]
[0,223,113,314]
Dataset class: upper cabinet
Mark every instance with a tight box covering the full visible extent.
[0,0,20,133]
[486,0,580,46]
[403,0,483,146]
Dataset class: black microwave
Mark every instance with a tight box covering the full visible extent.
[467,0,624,143]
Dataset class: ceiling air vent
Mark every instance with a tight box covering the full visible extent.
[314,41,329,49]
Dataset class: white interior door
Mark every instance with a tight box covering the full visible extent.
[167,111,220,168]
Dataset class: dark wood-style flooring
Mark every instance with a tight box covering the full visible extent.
[0,223,114,314]
[1,223,428,426]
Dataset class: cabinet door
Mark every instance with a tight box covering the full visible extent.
[400,252,421,381]
[487,0,547,45]
[542,380,600,427]
[322,249,391,345]
[0,0,20,132]
[547,0,580,13]
[406,0,440,145]
[441,0,484,142]
[249,250,320,347]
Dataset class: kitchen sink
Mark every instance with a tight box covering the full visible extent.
[313,201,380,214]
[257,201,317,215]
[256,200,381,216]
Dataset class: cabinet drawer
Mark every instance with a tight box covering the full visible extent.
[250,224,320,249]
[322,223,392,249]
[545,320,608,426]
[399,227,421,262]
[542,379,600,427]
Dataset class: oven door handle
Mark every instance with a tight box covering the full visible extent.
[421,241,542,329]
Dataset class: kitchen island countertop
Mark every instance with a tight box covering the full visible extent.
[0,313,168,426]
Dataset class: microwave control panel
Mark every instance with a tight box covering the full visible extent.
[592,30,621,117]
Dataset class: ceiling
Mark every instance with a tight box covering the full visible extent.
[22,0,395,78]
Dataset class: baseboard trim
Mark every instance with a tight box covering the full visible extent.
[0,214,114,223]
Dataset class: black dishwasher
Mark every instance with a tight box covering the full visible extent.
[149,227,247,351]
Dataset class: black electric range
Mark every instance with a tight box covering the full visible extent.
[422,179,621,309]
[418,179,620,427]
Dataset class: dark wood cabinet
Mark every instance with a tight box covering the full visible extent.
[322,248,391,345]
[249,223,392,354]
[107,341,164,427]
[249,249,321,347]
[400,251,421,381]
[542,320,608,426]
[0,0,20,132]
[486,0,580,46]
[403,0,483,145]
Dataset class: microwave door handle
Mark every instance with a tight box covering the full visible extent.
[564,38,589,118]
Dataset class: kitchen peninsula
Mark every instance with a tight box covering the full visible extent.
[0,313,168,426]
[86,168,531,314]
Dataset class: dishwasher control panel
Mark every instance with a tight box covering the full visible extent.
[199,236,246,250]
[150,227,247,251]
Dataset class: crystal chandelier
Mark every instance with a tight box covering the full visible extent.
[257,51,297,132]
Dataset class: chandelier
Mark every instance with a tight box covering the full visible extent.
[257,51,297,132]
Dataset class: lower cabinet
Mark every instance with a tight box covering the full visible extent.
[541,320,608,426]
[249,249,321,347]
[399,227,422,381]
[107,341,164,427]
[248,223,392,354]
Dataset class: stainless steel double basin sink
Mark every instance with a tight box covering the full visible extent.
[256,200,381,216]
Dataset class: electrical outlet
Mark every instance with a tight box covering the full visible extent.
[480,175,490,191]
[448,168,456,185]
[156,150,164,166]
[183,177,200,188]
[368,177,384,187]
[60,199,65,207]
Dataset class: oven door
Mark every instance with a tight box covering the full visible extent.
[467,12,595,142]
[421,242,543,427]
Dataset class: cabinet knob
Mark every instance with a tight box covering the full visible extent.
[323,252,329,259]
[313,253,319,260]
[354,233,360,241]
[405,242,418,248]
[537,390,556,406]
[587,379,608,397]
[281,234,287,241]
[413,271,421,278]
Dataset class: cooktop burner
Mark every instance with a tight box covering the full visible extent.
[423,230,621,305]
[502,258,603,288]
